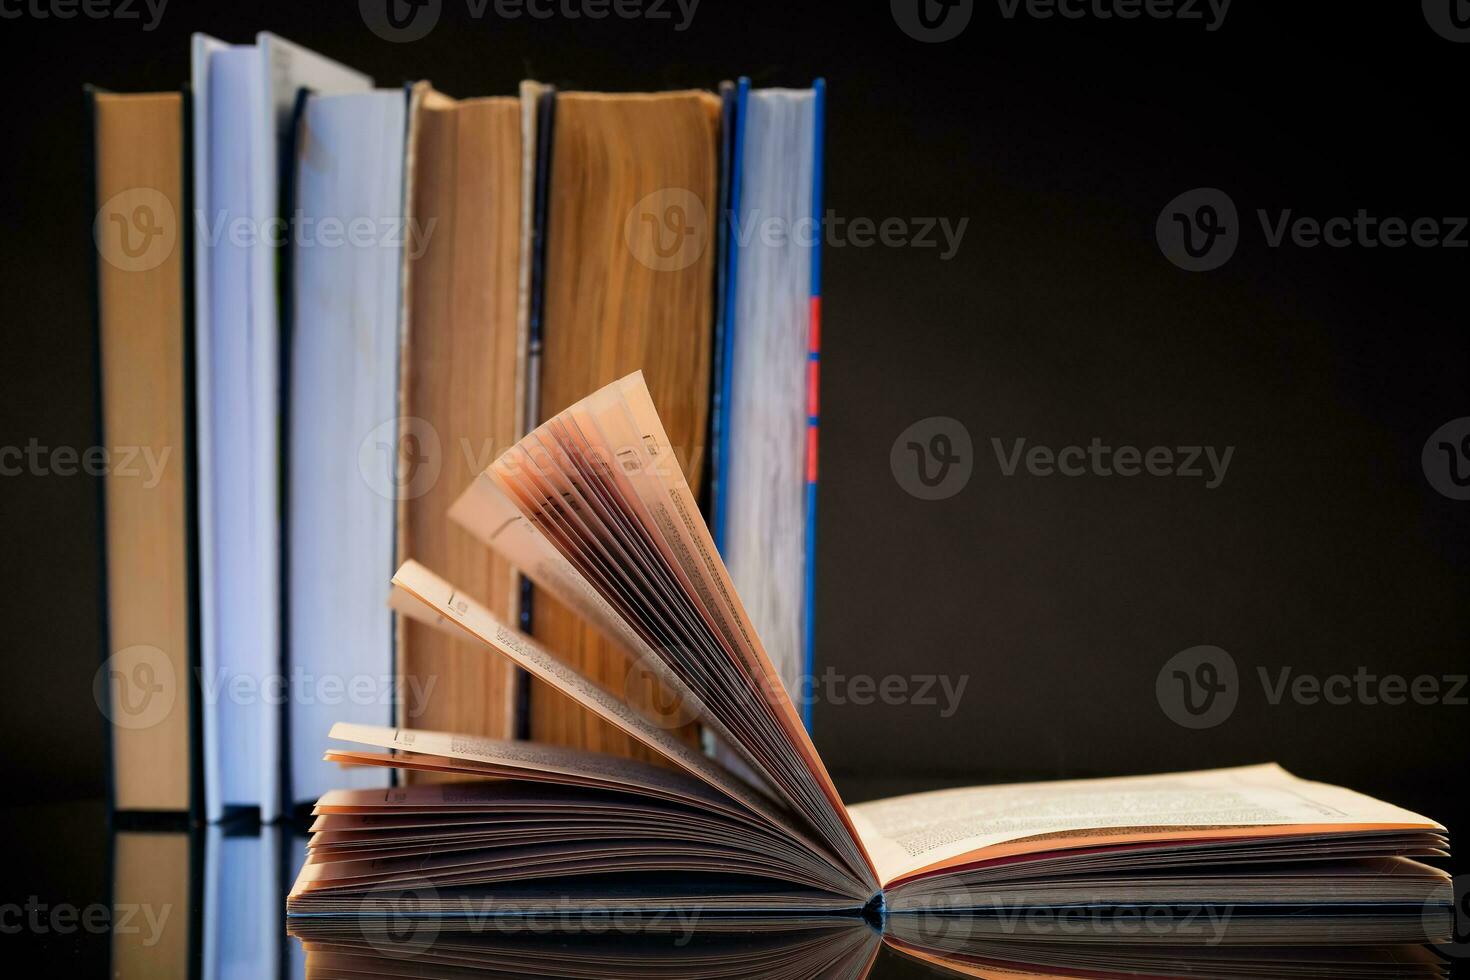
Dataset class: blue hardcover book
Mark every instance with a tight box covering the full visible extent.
[712,78,826,730]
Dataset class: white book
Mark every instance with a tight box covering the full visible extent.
[191,33,371,823]
[286,90,407,806]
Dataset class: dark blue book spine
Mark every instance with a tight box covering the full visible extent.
[712,78,750,552]
[801,78,826,733]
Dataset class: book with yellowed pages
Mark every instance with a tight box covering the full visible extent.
[527,88,722,763]
[287,373,1454,977]
[393,81,532,750]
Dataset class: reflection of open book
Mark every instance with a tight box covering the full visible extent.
[288,921,884,979]
[285,921,1457,980]
[287,373,1454,976]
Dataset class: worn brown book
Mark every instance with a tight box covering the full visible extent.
[91,90,195,813]
[532,90,722,759]
[395,84,528,747]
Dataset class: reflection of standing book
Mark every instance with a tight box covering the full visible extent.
[112,824,301,980]
[288,374,1454,976]
[111,830,195,979]
[204,823,289,980]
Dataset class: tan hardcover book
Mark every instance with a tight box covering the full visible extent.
[532,90,722,760]
[395,84,525,745]
[92,91,193,812]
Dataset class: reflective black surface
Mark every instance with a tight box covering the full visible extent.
[4,788,1467,978]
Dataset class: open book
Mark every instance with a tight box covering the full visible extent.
[288,373,1454,976]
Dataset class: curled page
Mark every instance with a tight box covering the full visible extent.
[389,559,864,898]
[326,722,750,817]
[455,371,876,891]
[451,467,783,800]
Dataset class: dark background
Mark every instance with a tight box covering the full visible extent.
[1,1,1466,972]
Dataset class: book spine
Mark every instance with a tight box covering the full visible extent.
[801,78,826,734]
[277,85,309,817]
[704,80,737,527]
[518,87,558,739]
[182,86,205,824]
[190,33,223,825]
[86,84,118,820]
[712,78,750,551]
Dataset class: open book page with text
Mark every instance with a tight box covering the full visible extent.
[848,764,1446,889]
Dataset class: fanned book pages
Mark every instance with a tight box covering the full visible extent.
[395,83,528,748]
[289,374,1454,977]
[530,90,721,761]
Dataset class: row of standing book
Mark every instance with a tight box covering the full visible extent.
[91,32,826,822]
